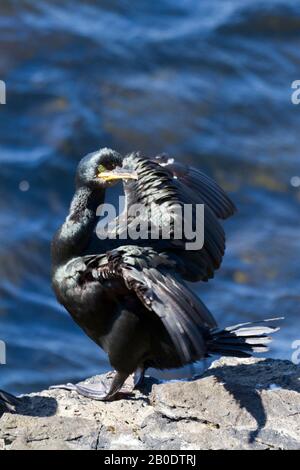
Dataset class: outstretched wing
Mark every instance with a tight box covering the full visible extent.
[81,246,217,364]
[153,153,236,220]
[117,153,231,281]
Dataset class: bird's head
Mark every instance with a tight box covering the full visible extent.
[76,148,138,189]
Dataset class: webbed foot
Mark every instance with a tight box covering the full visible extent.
[50,371,131,401]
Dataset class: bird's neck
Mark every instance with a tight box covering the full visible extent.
[51,186,105,268]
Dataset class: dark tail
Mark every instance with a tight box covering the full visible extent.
[207,318,282,358]
[0,389,20,413]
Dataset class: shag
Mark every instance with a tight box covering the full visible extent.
[51,148,280,401]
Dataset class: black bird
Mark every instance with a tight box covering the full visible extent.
[0,389,20,414]
[51,148,280,400]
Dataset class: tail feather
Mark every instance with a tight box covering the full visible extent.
[212,336,273,346]
[207,318,282,358]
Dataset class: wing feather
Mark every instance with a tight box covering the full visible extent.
[105,247,217,364]
[121,154,228,282]
[154,155,236,220]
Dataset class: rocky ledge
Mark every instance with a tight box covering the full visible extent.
[0,357,300,450]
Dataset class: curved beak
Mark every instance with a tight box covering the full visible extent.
[98,166,138,182]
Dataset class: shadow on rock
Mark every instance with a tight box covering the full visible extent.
[12,394,58,418]
[200,358,300,443]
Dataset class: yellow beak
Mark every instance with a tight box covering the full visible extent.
[98,167,138,182]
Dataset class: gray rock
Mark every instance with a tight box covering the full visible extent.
[1,357,300,450]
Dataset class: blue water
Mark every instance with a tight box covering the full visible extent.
[0,0,299,394]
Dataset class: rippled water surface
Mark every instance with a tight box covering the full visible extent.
[0,0,299,393]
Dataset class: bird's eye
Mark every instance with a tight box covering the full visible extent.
[98,164,106,173]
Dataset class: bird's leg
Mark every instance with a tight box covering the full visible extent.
[50,371,131,401]
[133,367,145,389]
[104,371,131,400]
